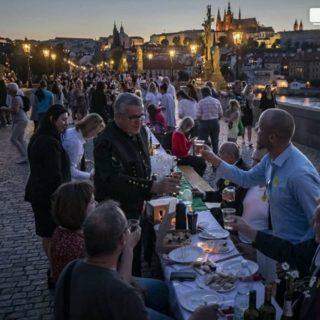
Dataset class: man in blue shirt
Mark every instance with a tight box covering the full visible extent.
[202,109,320,244]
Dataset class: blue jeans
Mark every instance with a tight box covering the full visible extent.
[135,277,174,320]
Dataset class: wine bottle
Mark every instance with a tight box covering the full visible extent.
[259,285,276,320]
[148,136,154,155]
[244,290,259,320]
[175,201,187,230]
[281,278,294,320]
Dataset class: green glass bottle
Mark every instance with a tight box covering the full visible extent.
[259,285,276,320]
[244,290,259,320]
[281,278,294,320]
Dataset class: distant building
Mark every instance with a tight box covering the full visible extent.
[288,52,320,81]
[103,23,144,49]
[279,30,320,47]
[150,2,274,45]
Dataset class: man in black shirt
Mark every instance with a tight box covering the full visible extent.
[54,201,172,320]
[94,93,180,275]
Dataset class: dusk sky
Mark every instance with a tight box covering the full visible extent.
[0,0,319,41]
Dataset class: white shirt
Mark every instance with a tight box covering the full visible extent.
[62,127,91,180]
[239,185,269,243]
[178,99,198,120]
[167,84,176,99]
[161,93,176,128]
[145,92,161,106]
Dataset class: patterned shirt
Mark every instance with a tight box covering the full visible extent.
[51,227,85,282]
[197,96,223,121]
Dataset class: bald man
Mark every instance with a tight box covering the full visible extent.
[210,142,248,215]
[203,109,320,244]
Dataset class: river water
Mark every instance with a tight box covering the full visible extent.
[276,96,320,108]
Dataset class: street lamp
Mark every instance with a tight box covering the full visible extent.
[110,59,114,70]
[147,53,153,61]
[232,32,243,79]
[51,53,57,76]
[22,43,31,86]
[42,49,50,74]
[169,49,175,79]
[190,44,198,55]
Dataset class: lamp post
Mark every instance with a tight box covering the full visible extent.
[51,53,57,76]
[189,44,198,76]
[232,31,243,79]
[169,49,175,79]
[147,53,153,78]
[42,49,50,75]
[22,43,31,86]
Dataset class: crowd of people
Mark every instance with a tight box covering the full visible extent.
[1,68,319,319]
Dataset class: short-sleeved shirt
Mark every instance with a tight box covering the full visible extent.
[197,96,223,121]
[54,260,148,320]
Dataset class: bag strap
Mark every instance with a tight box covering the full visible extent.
[63,260,78,319]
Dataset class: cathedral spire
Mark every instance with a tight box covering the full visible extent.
[120,22,124,34]
[238,8,241,20]
[227,2,231,14]
[299,20,303,31]
[293,19,298,31]
[217,8,221,21]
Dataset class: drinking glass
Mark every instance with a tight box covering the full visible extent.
[221,208,236,230]
[194,140,205,157]
[128,219,140,232]
[222,186,236,202]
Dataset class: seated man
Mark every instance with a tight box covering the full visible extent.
[54,201,173,320]
[231,200,320,320]
[210,142,248,215]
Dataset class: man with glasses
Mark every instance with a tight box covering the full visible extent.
[94,92,180,275]
[202,109,320,245]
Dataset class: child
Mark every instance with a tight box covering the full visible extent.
[226,99,241,143]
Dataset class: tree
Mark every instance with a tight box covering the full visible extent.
[161,38,169,47]
[173,36,181,46]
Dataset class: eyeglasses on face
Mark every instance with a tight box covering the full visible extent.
[121,113,145,121]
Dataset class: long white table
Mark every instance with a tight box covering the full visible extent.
[158,211,282,320]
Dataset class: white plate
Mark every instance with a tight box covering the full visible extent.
[180,289,221,312]
[169,246,204,264]
[196,274,237,293]
[217,259,259,277]
[199,228,230,240]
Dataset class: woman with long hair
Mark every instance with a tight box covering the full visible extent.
[52,81,65,106]
[25,105,70,287]
[186,83,199,102]
[260,84,277,112]
[90,81,111,123]
[226,99,241,143]
[147,104,167,134]
[145,81,162,107]
[62,113,105,180]
[172,117,206,176]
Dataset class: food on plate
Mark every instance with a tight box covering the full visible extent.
[197,240,230,254]
[204,272,237,292]
[163,231,191,245]
[192,260,216,273]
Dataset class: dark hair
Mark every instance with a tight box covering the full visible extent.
[147,104,157,122]
[52,181,94,230]
[51,82,61,95]
[36,104,68,137]
[187,83,199,101]
[83,201,128,257]
[177,90,193,101]
[160,83,168,93]
[96,81,105,92]
[201,86,212,98]
[35,80,47,102]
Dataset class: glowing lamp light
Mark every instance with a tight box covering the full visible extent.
[51,53,57,61]
[233,32,243,46]
[190,44,198,55]
[147,53,153,60]
[22,43,31,54]
[169,49,176,59]
[42,49,50,58]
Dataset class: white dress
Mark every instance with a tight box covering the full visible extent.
[62,127,91,180]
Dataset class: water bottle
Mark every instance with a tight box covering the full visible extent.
[234,287,249,320]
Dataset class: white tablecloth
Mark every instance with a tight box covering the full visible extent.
[159,211,282,320]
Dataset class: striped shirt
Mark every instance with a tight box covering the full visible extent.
[197,96,223,120]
